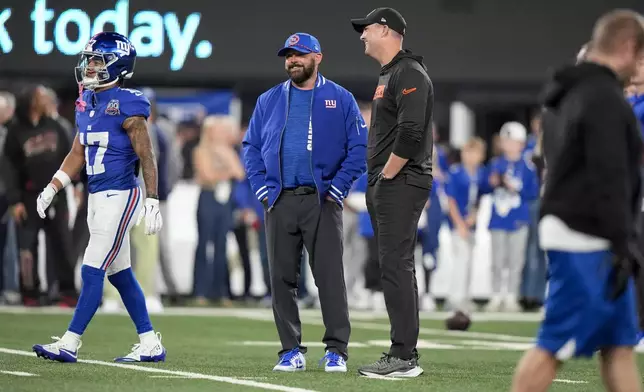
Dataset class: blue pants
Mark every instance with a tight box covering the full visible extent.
[193,190,233,300]
[521,199,547,301]
[536,249,637,359]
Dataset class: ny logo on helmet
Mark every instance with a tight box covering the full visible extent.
[115,40,131,55]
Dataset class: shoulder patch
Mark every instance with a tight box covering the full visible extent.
[105,99,120,116]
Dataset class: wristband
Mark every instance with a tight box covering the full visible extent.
[53,170,71,191]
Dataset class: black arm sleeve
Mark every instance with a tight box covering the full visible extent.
[2,127,24,205]
[391,68,431,159]
[582,94,631,253]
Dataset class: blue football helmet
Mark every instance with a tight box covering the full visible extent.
[75,32,137,90]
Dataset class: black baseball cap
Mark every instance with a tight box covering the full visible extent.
[351,7,407,36]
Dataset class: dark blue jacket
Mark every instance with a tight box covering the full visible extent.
[242,74,367,209]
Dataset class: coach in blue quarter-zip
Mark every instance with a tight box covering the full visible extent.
[242,32,367,373]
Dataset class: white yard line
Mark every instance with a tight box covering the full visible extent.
[553,379,588,384]
[0,306,534,343]
[0,370,38,376]
[0,348,317,392]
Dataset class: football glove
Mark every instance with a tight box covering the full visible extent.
[137,197,163,235]
[608,240,644,301]
[36,184,58,219]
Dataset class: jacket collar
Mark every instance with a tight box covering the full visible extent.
[282,73,327,90]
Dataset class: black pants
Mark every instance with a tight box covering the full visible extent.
[17,193,76,298]
[364,236,382,291]
[266,189,350,359]
[233,223,252,298]
[366,174,429,360]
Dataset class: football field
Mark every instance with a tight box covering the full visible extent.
[0,307,640,392]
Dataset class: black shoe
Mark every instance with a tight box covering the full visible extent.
[358,353,423,378]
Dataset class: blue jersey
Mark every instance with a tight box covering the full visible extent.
[487,156,539,231]
[76,87,151,194]
[628,94,644,138]
[445,164,487,230]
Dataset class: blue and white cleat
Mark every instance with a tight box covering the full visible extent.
[114,332,166,363]
[33,336,81,363]
[273,348,306,372]
[320,351,347,373]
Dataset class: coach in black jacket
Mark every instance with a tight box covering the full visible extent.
[351,7,433,378]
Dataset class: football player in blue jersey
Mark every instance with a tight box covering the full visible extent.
[31,32,166,363]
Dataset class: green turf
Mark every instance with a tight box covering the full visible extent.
[0,309,639,391]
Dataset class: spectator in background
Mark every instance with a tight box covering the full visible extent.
[102,88,169,314]
[444,138,487,314]
[343,102,371,308]
[192,115,245,307]
[2,85,77,307]
[485,122,539,312]
[0,92,16,304]
[177,120,201,180]
[520,111,547,311]
[231,122,253,301]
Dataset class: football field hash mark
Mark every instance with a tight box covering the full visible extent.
[553,379,588,384]
[0,370,38,377]
[0,347,317,392]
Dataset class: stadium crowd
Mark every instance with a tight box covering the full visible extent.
[0,84,547,314]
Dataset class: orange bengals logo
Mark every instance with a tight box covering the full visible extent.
[373,85,385,100]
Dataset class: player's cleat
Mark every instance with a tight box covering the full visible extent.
[273,348,306,372]
[114,332,166,363]
[485,295,503,312]
[358,353,423,378]
[33,336,82,363]
[319,351,347,372]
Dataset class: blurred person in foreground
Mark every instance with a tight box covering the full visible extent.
[351,7,433,377]
[192,115,245,307]
[2,84,77,307]
[626,42,644,353]
[242,32,366,373]
[31,32,165,363]
[512,10,644,392]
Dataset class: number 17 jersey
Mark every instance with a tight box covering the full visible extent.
[76,87,151,194]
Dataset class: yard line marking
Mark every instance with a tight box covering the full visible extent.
[554,379,588,384]
[0,348,317,392]
[0,306,535,342]
[0,370,38,377]
[149,375,194,379]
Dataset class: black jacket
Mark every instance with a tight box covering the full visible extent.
[368,50,434,188]
[2,115,71,205]
[540,62,642,255]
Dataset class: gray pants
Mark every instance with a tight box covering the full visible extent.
[342,210,367,295]
[266,190,350,359]
[490,227,529,296]
[449,232,475,312]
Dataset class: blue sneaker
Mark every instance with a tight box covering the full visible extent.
[273,348,306,372]
[320,351,347,373]
[33,336,81,363]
